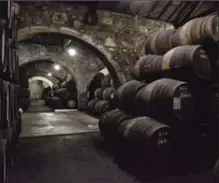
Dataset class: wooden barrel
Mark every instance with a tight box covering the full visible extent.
[172,14,219,46]
[114,80,146,113]
[133,45,211,82]
[99,109,133,141]
[101,74,112,88]
[94,88,104,100]
[117,116,172,163]
[55,88,71,100]
[42,87,51,99]
[135,78,193,124]
[102,87,114,101]
[88,99,99,113]
[94,72,105,83]
[48,97,63,109]
[145,29,175,54]
[94,100,111,114]
[132,54,163,81]
[67,100,76,109]
[87,73,105,100]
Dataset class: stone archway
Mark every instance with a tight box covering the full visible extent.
[18,26,126,87]
[17,43,114,110]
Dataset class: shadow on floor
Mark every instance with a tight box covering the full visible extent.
[92,135,217,183]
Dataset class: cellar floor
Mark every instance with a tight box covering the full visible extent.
[9,110,216,183]
[21,111,99,138]
[9,132,216,183]
[26,100,53,113]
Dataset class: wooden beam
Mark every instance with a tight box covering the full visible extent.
[156,1,172,19]
[177,1,200,25]
[166,2,183,22]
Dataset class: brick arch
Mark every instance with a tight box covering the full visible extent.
[18,25,126,87]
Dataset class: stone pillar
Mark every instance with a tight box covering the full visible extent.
[77,92,88,110]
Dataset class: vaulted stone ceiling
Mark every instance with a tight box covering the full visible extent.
[19,60,69,81]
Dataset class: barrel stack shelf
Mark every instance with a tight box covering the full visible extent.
[0,1,21,183]
[87,73,115,116]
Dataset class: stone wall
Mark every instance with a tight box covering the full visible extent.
[17,2,172,109]
[17,42,105,109]
[17,2,172,81]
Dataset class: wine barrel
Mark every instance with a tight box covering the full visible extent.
[135,78,193,124]
[67,100,76,109]
[42,87,51,99]
[88,99,99,113]
[55,88,71,100]
[95,100,111,114]
[117,116,172,163]
[145,29,175,54]
[48,97,63,109]
[99,109,133,141]
[94,72,105,83]
[102,87,114,101]
[133,45,211,82]
[101,74,112,88]
[114,80,146,113]
[132,54,163,81]
[94,88,104,100]
[175,14,219,46]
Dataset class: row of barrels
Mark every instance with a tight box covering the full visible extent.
[145,13,218,55]
[88,73,113,100]
[131,44,217,119]
[99,108,215,167]
[0,2,21,183]
[114,79,194,127]
[99,109,172,165]
[132,45,211,84]
[43,75,77,110]
[115,78,218,126]
[45,96,76,110]
[88,87,114,115]
[45,87,76,110]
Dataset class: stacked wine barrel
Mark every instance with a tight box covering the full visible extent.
[44,75,77,110]
[99,109,173,166]
[0,2,21,183]
[99,13,219,167]
[88,74,115,116]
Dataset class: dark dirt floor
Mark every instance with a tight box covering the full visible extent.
[8,132,216,183]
